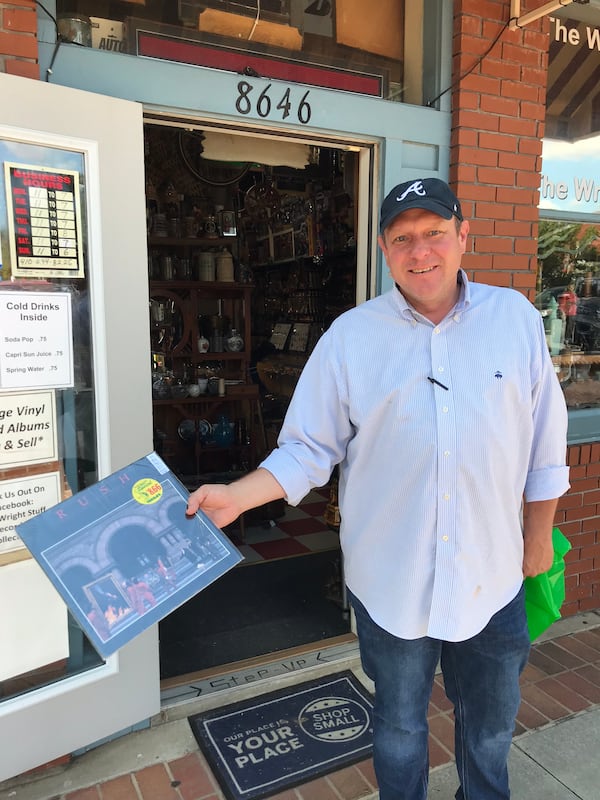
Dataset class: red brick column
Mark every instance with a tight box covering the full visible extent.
[450,0,547,299]
[0,0,39,79]
[560,445,600,614]
[449,1,600,618]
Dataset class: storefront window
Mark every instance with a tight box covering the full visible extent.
[0,138,103,703]
[538,6,600,425]
[535,212,600,411]
[49,0,440,105]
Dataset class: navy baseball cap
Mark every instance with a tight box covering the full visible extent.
[379,178,463,234]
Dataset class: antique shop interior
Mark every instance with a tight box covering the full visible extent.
[144,121,359,681]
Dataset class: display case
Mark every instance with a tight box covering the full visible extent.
[148,235,262,488]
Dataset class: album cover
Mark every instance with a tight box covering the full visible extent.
[16,451,243,658]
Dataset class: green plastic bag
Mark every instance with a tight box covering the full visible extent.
[524,527,571,641]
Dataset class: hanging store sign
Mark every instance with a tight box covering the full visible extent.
[132,25,383,98]
[0,390,58,470]
[540,137,600,216]
[549,16,600,52]
[4,162,84,279]
[0,291,74,390]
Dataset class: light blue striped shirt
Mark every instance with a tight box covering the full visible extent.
[260,271,570,641]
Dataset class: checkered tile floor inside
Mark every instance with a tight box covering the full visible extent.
[228,488,340,563]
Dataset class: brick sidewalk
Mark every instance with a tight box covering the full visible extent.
[53,625,600,800]
[427,625,600,769]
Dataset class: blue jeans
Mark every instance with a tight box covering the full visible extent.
[349,586,530,800]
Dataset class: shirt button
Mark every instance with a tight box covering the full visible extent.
[434,327,441,335]
[442,406,449,413]
[444,450,450,457]
[443,493,450,500]
[438,366,444,373]
[442,535,449,542]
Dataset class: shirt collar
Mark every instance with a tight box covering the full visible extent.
[394,269,471,322]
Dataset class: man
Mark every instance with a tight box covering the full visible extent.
[558,282,578,344]
[125,577,156,616]
[187,178,570,799]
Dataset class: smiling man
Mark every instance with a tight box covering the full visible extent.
[377,179,469,324]
[187,178,570,800]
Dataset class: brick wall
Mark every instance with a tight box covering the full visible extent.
[0,0,39,79]
[450,0,546,297]
[450,0,600,616]
[561,445,600,614]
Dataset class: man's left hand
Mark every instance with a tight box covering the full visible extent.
[522,498,560,577]
[523,534,554,577]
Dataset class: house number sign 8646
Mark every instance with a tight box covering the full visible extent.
[235,81,312,124]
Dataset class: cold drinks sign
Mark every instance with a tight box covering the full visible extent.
[0,291,74,390]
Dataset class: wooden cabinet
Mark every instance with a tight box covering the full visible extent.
[148,238,261,489]
[149,277,253,378]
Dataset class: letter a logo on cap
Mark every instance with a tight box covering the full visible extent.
[397,180,426,202]
[380,177,462,233]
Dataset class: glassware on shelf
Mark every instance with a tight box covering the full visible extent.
[211,332,224,353]
[176,257,191,280]
[195,251,216,281]
[150,298,171,325]
[170,376,189,399]
[203,215,219,238]
[184,216,197,237]
[167,217,181,238]
[160,255,174,280]
[152,213,168,237]
[152,373,172,400]
[207,376,221,395]
[213,414,234,448]
[163,181,180,220]
[225,328,244,352]
[216,248,235,282]
[197,334,210,354]
[198,419,213,443]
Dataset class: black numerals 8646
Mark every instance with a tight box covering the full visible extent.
[235,81,312,124]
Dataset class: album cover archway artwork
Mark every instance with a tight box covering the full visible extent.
[16,452,243,657]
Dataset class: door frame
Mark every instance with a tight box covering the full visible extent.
[142,114,377,674]
[143,110,381,305]
[0,72,157,782]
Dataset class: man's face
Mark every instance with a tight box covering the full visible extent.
[378,207,469,323]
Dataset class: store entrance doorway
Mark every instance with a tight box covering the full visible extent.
[143,119,373,682]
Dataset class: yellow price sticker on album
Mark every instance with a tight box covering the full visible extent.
[132,477,163,505]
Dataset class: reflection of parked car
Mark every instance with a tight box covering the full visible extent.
[535,282,600,352]
[574,296,600,351]
[535,286,566,316]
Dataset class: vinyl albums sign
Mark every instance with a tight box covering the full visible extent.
[189,671,374,800]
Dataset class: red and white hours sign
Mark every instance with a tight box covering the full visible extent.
[4,162,84,279]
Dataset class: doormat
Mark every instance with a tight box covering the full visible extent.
[188,670,374,800]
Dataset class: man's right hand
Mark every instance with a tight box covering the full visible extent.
[186,467,287,529]
[186,483,242,528]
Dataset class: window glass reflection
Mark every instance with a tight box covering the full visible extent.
[540,5,600,414]
[536,219,600,410]
[53,1,424,103]
[0,138,103,703]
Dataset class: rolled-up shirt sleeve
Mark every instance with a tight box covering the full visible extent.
[259,328,353,506]
[524,313,570,502]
